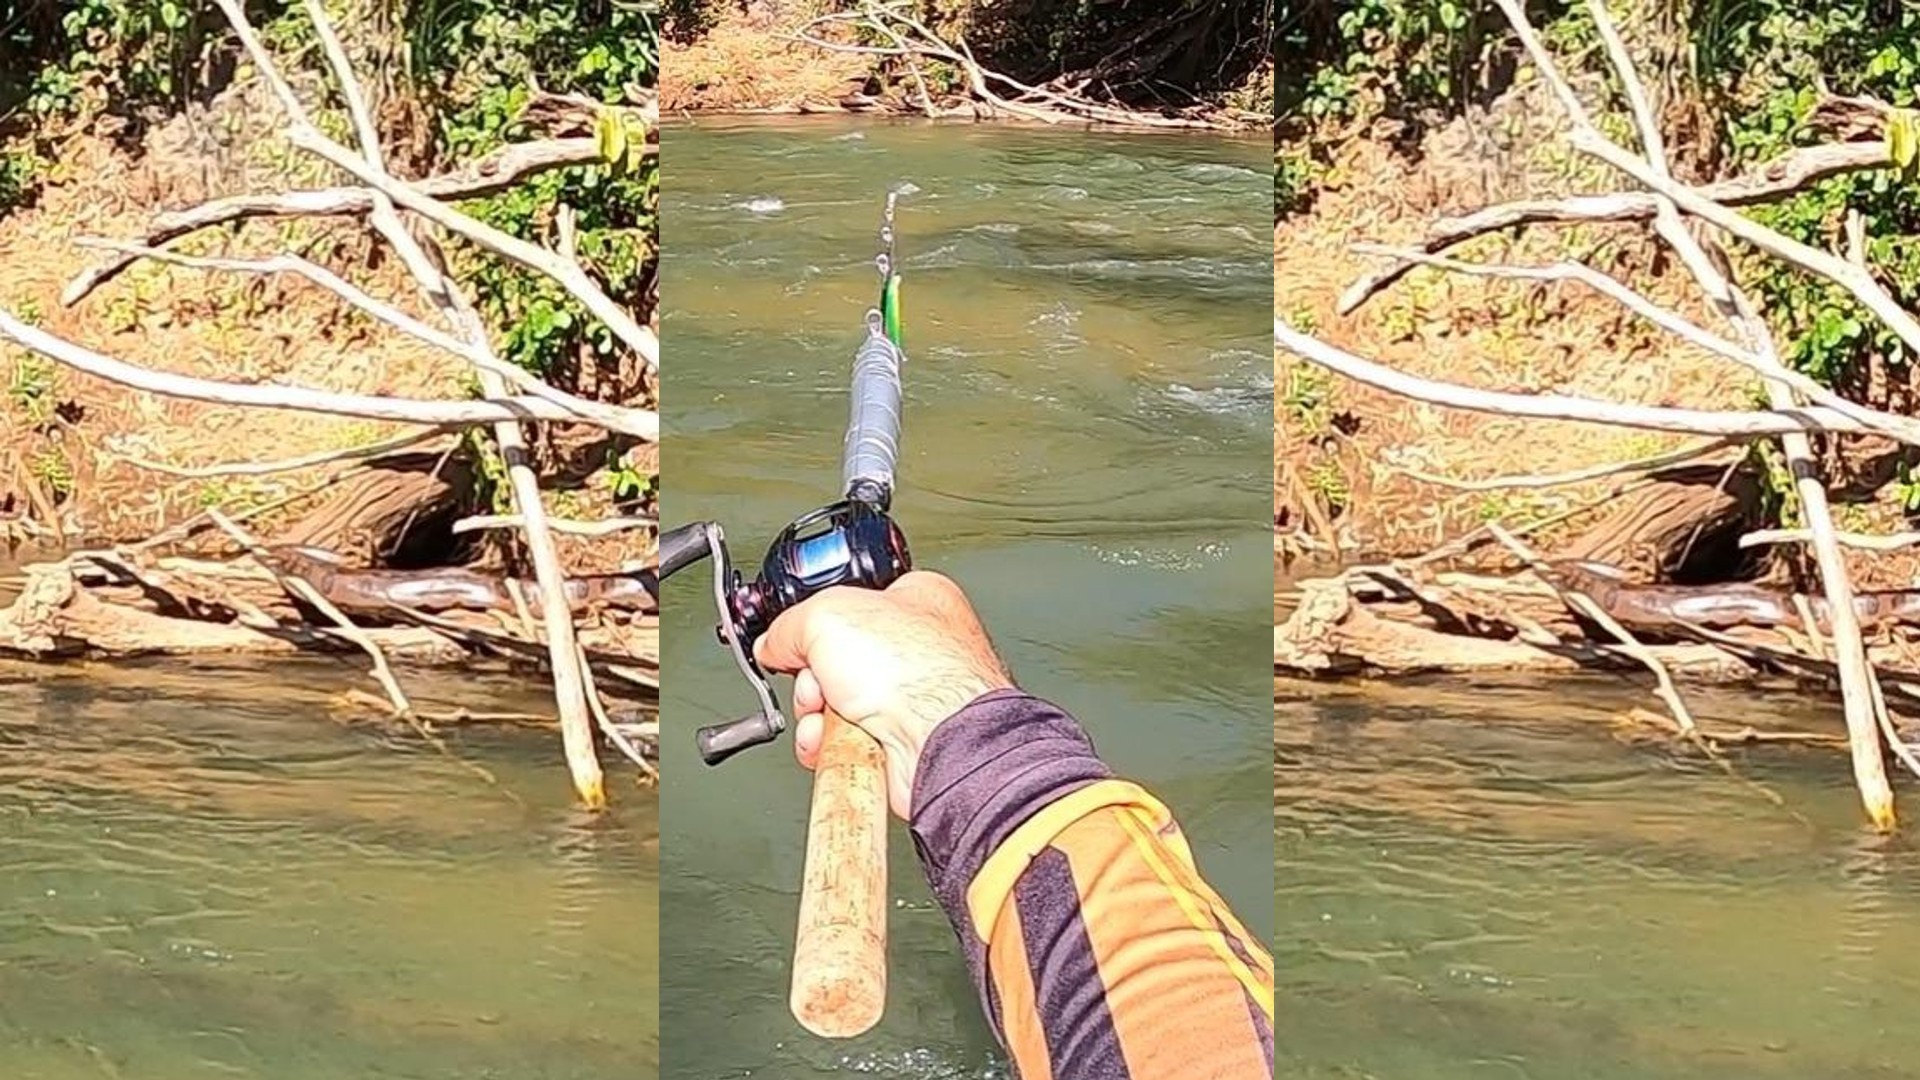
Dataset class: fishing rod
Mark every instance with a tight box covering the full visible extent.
[656,191,912,1038]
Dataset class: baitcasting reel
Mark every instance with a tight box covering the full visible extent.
[659,188,913,766]
[657,501,911,766]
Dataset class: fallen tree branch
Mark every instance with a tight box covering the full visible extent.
[1276,319,1878,438]
[271,0,608,806]
[1349,243,1920,446]
[108,422,453,476]
[788,3,1226,130]
[0,311,585,427]
[1741,527,1920,552]
[1275,576,1754,679]
[1571,134,1920,366]
[1488,523,1698,734]
[76,238,658,441]
[452,512,657,537]
[1338,140,1890,312]
[1551,0,1895,828]
[579,638,656,782]
[61,136,626,305]
[107,426,452,478]
[209,510,413,716]
[1389,436,1737,491]
[207,0,656,377]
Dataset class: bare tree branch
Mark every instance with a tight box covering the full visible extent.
[1566,0,1894,828]
[1740,528,1920,552]
[76,238,658,441]
[1390,436,1739,491]
[287,0,611,806]
[62,137,625,305]
[1338,141,1890,313]
[452,513,657,537]
[213,0,657,375]
[1277,318,1877,438]
[0,310,583,427]
[108,426,452,478]
[1350,242,1920,445]
[788,3,1227,129]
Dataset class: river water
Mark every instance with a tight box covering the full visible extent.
[0,658,659,1079]
[1278,674,1920,1079]
[658,117,1272,1077]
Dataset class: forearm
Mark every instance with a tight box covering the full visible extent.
[908,690,1274,1079]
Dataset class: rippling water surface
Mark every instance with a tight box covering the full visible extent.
[1278,676,1920,1079]
[0,658,659,1079]
[659,117,1272,1078]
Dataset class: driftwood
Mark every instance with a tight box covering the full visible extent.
[1278,563,1920,709]
[0,550,659,687]
[1275,581,1752,680]
[0,561,463,661]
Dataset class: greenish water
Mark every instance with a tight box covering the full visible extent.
[0,659,659,1080]
[1277,676,1920,1079]
[659,117,1272,1077]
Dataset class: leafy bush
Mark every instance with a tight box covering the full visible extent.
[1,0,658,389]
[1701,2,1920,388]
[409,0,660,383]
[1280,0,1920,398]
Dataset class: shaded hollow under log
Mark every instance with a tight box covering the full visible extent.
[275,445,477,569]
[1553,460,1765,584]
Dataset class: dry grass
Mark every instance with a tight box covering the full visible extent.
[661,2,872,113]
[1275,92,1765,559]
[0,106,463,543]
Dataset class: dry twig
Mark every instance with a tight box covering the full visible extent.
[1487,524,1699,735]
[207,510,414,717]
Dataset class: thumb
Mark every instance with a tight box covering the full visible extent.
[792,710,824,771]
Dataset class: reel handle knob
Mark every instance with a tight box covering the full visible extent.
[658,521,717,580]
[696,710,786,766]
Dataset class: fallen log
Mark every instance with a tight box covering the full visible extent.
[1277,563,1920,694]
[1275,575,1754,680]
[0,550,659,672]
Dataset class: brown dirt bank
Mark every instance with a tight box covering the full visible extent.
[1274,89,1920,594]
[1,129,447,538]
[0,91,651,576]
[661,0,1269,131]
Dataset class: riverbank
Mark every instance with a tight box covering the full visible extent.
[1,114,655,570]
[661,0,1271,133]
[1272,76,1920,781]
[3,12,659,580]
[1,13,662,796]
[1274,81,1920,589]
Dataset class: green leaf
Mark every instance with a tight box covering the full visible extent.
[1887,109,1920,182]
[594,108,627,171]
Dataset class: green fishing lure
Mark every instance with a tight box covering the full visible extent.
[882,272,902,349]
[877,191,903,350]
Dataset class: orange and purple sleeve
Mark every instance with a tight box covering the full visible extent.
[908,689,1274,1079]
